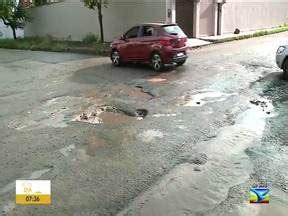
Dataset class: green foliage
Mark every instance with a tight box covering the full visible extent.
[82,33,100,44]
[83,0,109,42]
[0,36,110,55]
[83,0,109,10]
[0,0,31,39]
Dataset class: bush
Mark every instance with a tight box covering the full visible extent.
[82,33,100,44]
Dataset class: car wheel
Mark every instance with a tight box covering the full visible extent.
[176,60,186,66]
[151,53,163,71]
[283,59,288,80]
[111,50,121,66]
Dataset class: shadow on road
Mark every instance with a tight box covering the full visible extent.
[70,63,179,85]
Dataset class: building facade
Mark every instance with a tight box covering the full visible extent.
[24,0,288,41]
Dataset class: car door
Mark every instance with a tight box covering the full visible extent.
[137,25,158,61]
[120,26,141,60]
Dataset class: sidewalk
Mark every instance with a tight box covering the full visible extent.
[199,30,261,43]
[199,26,288,43]
[187,38,212,48]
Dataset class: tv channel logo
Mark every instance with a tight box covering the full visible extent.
[250,187,270,204]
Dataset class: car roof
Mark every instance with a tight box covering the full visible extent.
[140,23,176,27]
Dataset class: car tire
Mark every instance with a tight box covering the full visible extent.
[176,60,186,66]
[151,53,163,71]
[111,50,121,66]
[283,59,288,80]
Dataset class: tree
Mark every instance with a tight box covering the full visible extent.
[0,0,31,39]
[83,0,108,43]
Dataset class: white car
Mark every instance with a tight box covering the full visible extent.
[276,45,288,79]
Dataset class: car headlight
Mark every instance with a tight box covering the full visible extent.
[277,46,286,54]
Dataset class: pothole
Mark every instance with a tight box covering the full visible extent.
[249,98,274,115]
[177,90,237,107]
[73,105,148,125]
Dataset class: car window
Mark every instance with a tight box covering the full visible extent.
[162,25,186,37]
[125,26,140,39]
[142,26,155,37]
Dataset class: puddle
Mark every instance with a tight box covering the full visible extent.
[138,129,164,143]
[178,89,237,107]
[73,105,148,125]
[99,112,135,125]
[237,97,276,136]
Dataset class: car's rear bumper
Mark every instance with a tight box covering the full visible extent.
[162,46,188,64]
[172,53,188,63]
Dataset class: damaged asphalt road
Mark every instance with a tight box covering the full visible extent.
[1,32,288,216]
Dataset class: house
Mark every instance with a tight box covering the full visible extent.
[24,0,288,41]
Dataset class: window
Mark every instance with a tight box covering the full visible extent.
[162,25,186,37]
[142,26,155,37]
[125,26,140,39]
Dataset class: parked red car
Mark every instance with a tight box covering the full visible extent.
[110,23,188,71]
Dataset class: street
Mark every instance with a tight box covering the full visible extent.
[1,32,288,216]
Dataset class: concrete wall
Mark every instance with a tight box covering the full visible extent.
[0,21,24,39]
[199,0,215,36]
[222,0,288,34]
[24,0,166,42]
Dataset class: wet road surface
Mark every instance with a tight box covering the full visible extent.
[1,32,288,216]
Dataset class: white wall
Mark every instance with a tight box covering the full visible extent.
[222,0,288,34]
[0,21,24,39]
[199,0,215,36]
[24,0,167,42]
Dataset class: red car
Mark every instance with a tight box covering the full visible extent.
[110,23,188,71]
